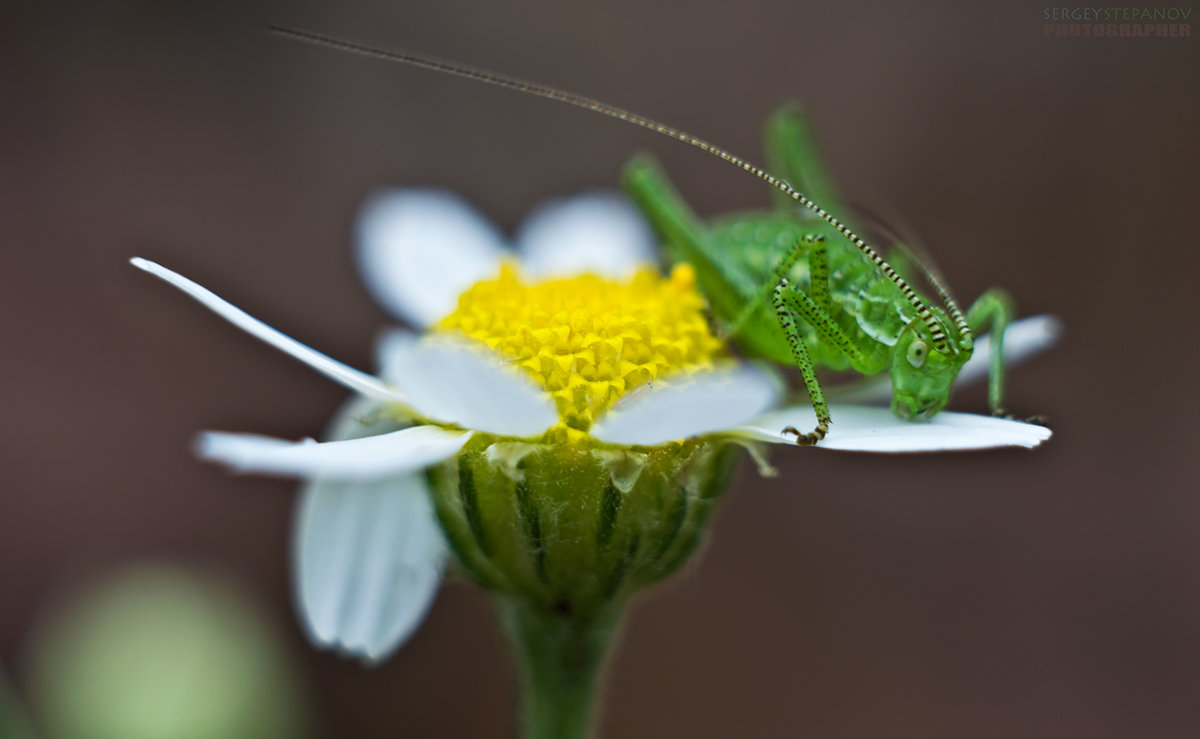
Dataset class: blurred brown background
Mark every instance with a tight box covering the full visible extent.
[2,0,1198,737]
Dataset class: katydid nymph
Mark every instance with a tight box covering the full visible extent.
[270,26,1026,445]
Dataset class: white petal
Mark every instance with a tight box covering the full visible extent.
[516,191,656,279]
[379,332,558,437]
[197,425,472,479]
[294,398,446,663]
[130,258,404,405]
[590,364,781,446]
[736,404,1051,452]
[296,473,446,664]
[828,314,1063,405]
[356,189,505,327]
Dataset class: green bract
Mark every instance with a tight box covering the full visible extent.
[428,435,738,619]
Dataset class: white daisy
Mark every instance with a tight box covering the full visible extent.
[131,189,1055,663]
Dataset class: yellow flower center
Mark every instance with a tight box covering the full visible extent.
[436,262,723,439]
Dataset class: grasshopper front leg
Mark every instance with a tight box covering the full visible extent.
[768,236,884,445]
[727,232,827,337]
[771,282,831,445]
[965,288,1014,416]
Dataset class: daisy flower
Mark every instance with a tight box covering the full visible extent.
[130,189,1055,671]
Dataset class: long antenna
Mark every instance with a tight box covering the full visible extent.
[268,25,971,351]
[850,204,973,350]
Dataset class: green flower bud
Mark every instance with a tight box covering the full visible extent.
[427,434,739,619]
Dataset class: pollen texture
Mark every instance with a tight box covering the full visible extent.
[437,263,722,437]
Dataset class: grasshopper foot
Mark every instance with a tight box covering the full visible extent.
[992,408,1049,427]
[782,423,827,446]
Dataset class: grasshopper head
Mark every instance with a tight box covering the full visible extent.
[889,311,972,420]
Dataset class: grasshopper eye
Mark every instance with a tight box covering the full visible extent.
[906,339,928,368]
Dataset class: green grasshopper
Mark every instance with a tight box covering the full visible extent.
[270,26,1021,445]
[620,115,1015,444]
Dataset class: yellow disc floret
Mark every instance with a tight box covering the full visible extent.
[436,262,723,438]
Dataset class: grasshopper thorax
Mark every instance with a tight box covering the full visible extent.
[889,310,973,421]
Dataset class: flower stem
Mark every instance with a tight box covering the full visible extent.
[498,597,620,739]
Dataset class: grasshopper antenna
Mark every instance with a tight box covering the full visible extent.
[267,25,970,352]
[887,241,972,348]
[850,204,973,347]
